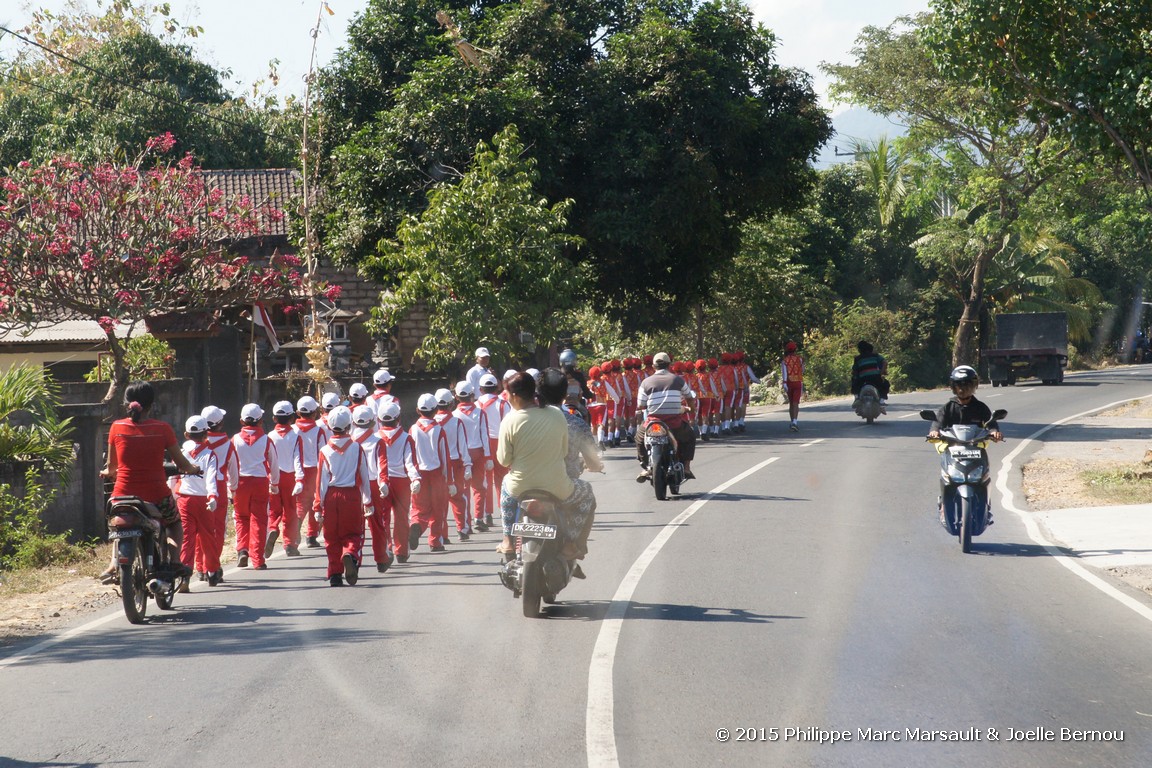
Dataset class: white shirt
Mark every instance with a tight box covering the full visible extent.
[173,440,218,497]
[378,426,420,481]
[292,418,328,469]
[434,411,471,468]
[409,417,448,473]
[227,427,279,486]
[269,425,305,479]
[477,393,509,440]
[317,436,372,503]
[466,363,489,395]
[352,426,382,483]
[453,402,490,454]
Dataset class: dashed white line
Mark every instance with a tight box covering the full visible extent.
[586,457,780,767]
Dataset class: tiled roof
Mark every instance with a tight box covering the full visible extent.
[199,169,302,237]
[0,319,146,344]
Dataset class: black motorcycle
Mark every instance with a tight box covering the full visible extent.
[642,416,684,500]
[498,490,577,618]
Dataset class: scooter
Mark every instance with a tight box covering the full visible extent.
[498,491,577,618]
[642,416,684,501]
[854,383,885,423]
[106,494,187,623]
[920,408,1007,553]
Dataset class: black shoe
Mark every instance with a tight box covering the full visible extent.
[396,553,409,564]
[208,570,221,587]
[195,570,206,582]
[264,529,279,558]
[440,535,451,545]
[237,550,249,568]
[572,563,586,579]
[485,515,494,527]
[700,433,710,442]
[285,546,300,556]
[408,525,423,552]
[684,470,695,480]
[343,553,359,585]
[254,563,268,570]
[306,536,321,549]
[430,544,445,552]
[329,575,343,587]
[174,563,194,579]
[473,520,489,532]
[376,558,391,574]
[458,531,470,542]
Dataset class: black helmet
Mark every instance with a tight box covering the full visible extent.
[950,365,979,386]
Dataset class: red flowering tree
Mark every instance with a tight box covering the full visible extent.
[0,134,303,404]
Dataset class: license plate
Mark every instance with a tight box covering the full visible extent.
[512,522,557,540]
[108,529,143,539]
[949,448,982,460]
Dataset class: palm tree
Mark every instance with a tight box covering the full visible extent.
[0,366,74,477]
[853,135,910,231]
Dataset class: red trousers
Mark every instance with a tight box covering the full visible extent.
[447,458,468,534]
[410,470,448,547]
[486,437,508,520]
[194,478,228,574]
[177,493,219,573]
[234,476,270,568]
[385,476,412,559]
[467,447,487,531]
[365,479,392,565]
[269,469,300,550]
[298,466,320,538]
[321,486,365,578]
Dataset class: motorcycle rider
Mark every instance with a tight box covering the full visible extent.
[635,352,697,482]
[927,365,1003,442]
[851,341,891,406]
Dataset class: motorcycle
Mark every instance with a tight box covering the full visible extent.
[498,491,577,618]
[642,416,684,501]
[854,383,885,423]
[105,466,187,624]
[920,408,1008,553]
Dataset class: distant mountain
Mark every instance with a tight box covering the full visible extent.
[814,107,909,168]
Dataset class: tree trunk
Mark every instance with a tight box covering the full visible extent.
[952,243,1000,367]
[694,302,705,359]
[101,332,129,409]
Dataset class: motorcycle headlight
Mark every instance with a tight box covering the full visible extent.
[946,465,967,483]
[967,465,985,482]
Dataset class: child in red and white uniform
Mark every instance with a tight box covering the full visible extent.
[172,416,220,587]
[452,380,491,534]
[294,395,330,548]
[435,388,472,543]
[198,405,233,585]
[588,365,618,449]
[316,406,372,587]
[266,401,305,558]
[367,369,397,426]
[407,393,455,553]
[226,404,279,570]
[351,404,393,573]
[376,400,419,563]
[476,373,509,528]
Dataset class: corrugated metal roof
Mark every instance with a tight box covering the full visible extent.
[0,319,146,344]
[199,169,302,237]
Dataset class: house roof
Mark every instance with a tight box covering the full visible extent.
[0,319,146,344]
[199,169,302,237]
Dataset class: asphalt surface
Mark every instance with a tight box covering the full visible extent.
[2,367,1152,768]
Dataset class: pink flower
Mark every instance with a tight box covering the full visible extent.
[97,316,117,333]
[145,133,177,153]
[323,284,343,302]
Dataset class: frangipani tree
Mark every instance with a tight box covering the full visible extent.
[0,134,303,404]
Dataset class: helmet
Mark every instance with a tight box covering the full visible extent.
[559,348,577,366]
[708,357,718,369]
[327,406,353,431]
[642,354,653,366]
[950,365,980,388]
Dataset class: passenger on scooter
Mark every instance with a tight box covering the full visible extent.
[851,341,891,405]
[927,365,1003,442]
[635,352,697,482]
[496,372,598,567]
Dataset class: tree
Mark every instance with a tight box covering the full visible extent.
[926,0,1152,195]
[371,126,584,367]
[0,135,303,404]
[317,0,830,331]
[827,15,1072,365]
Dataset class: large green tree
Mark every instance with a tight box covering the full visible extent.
[926,0,1152,195]
[317,0,830,331]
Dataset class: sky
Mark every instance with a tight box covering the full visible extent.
[4,0,930,111]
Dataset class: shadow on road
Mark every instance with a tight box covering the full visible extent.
[539,599,803,624]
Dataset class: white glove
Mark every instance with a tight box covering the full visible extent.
[316,513,324,525]
[228,486,236,499]
[207,497,217,512]
[364,504,374,517]
[448,484,457,497]
[378,483,390,499]
[269,485,279,496]
[485,460,494,471]
[292,481,304,496]
[464,468,473,482]
[410,480,422,496]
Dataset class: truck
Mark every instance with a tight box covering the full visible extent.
[980,312,1068,386]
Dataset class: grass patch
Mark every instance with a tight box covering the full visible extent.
[0,547,105,594]
[1081,463,1152,505]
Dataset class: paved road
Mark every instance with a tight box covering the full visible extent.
[2,368,1152,767]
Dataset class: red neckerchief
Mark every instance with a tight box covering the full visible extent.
[415,417,438,433]
[327,435,354,454]
[274,424,294,437]
[190,440,211,458]
[239,425,264,446]
[380,426,404,446]
[295,417,317,432]
[206,431,230,448]
[456,403,476,417]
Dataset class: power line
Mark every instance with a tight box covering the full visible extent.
[0,24,297,148]
[0,68,167,133]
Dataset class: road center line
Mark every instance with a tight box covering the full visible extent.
[586,456,780,767]
[997,393,1152,624]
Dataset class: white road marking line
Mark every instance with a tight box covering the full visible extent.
[800,439,825,447]
[899,412,920,419]
[586,457,779,767]
[997,393,1152,625]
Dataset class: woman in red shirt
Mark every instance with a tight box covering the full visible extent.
[100,382,201,582]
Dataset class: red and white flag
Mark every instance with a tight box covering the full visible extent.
[253,302,280,352]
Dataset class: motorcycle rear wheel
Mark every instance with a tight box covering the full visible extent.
[521,562,542,618]
[959,496,972,553]
[119,540,148,624]
[652,445,668,501]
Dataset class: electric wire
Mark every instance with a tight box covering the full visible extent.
[0,24,297,148]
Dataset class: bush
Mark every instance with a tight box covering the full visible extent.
[0,467,88,571]
[802,301,917,397]
[85,334,175,383]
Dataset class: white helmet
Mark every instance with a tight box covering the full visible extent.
[327,406,353,431]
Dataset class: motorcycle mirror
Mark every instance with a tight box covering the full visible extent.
[919,409,937,421]
[992,409,1007,420]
